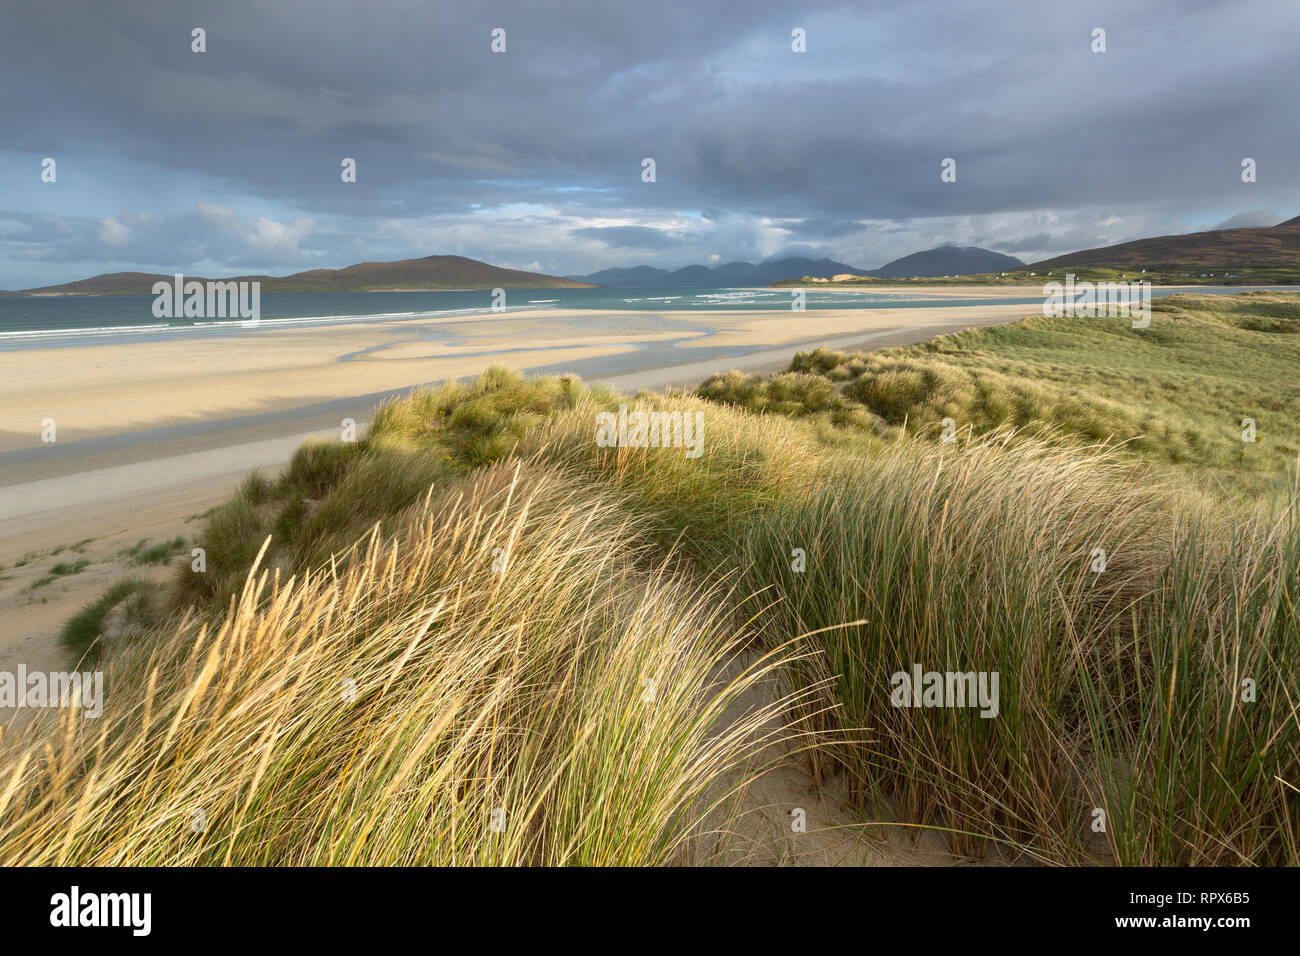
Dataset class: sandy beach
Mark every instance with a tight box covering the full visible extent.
[0,298,1035,687]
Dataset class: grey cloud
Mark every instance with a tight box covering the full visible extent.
[570,226,696,249]
[778,218,868,239]
[0,0,1296,284]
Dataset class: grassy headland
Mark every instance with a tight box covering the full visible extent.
[774,215,1300,286]
[774,266,1300,286]
[702,292,1300,497]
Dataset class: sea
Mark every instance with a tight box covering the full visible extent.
[0,285,1281,350]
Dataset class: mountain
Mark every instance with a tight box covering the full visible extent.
[870,245,1026,278]
[569,265,675,287]
[1031,216,1300,270]
[577,248,1027,286]
[3,255,596,295]
[572,256,869,287]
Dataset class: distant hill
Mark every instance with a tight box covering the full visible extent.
[572,256,870,287]
[870,245,1025,278]
[2,255,596,295]
[1031,216,1300,270]
[578,248,1026,286]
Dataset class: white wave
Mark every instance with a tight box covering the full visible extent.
[0,303,564,345]
[0,322,173,340]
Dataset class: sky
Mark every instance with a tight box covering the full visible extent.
[1,0,1298,288]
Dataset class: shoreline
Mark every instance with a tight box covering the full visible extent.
[0,300,1034,674]
[783,282,1300,297]
[0,303,1028,474]
[2,284,1277,352]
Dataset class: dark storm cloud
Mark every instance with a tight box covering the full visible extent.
[1,0,1298,283]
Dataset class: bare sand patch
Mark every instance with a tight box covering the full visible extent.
[823,283,1046,296]
[672,304,1033,350]
[0,312,649,450]
[0,305,1033,451]
[0,474,230,723]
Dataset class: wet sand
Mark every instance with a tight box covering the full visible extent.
[0,299,1035,675]
[0,304,1026,482]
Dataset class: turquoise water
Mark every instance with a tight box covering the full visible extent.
[0,286,1027,349]
[0,285,1284,350]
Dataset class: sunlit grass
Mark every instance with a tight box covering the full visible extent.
[0,463,797,865]
[698,292,1300,496]
[8,292,1297,866]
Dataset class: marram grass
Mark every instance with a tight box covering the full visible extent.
[0,463,799,865]
[6,353,1298,866]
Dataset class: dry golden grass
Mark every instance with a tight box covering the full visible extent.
[7,363,1296,866]
[0,462,800,865]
